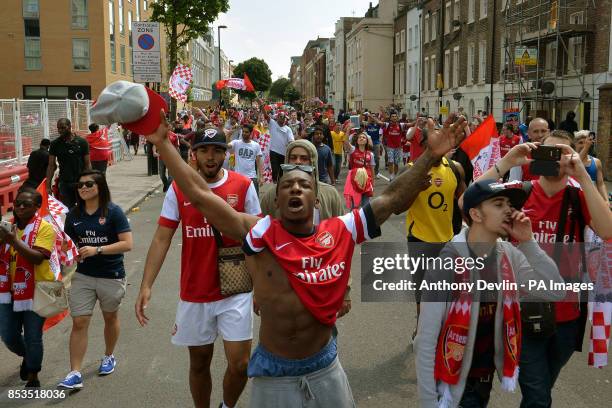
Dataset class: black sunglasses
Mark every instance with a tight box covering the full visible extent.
[77,180,96,189]
[14,200,35,208]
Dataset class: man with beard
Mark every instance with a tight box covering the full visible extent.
[46,118,91,207]
[144,109,467,407]
[135,128,261,408]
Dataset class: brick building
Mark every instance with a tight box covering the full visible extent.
[333,17,362,111]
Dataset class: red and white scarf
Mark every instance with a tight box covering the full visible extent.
[434,253,521,407]
[0,217,42,312]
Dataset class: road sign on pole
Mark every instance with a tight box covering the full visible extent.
[132,22,161,83]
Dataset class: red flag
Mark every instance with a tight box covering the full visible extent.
[216,79,228,90]
[243,74,255,92]
[459,116,500,179]
[36,179,50,218]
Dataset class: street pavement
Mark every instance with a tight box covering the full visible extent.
[0,158,610,407]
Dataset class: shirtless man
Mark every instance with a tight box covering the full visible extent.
[144,110,467,407]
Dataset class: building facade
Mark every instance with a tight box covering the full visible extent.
[345,0,396,111]
[333,17,362,111]
[289,56,302,90]
[0,0,167,100]
[300,37,330,102]
[405,5,421,117]
[393,10,407,107]
[189,33,215,102]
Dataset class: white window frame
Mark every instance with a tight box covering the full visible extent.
[454,0,460,30]
[431,12,437,41]
[479,40,487,83]
[71,0,88,29]
[400,29,406,53]
[452,46,459,88]
[119,0,124,34]
[120,45,126,74]
[408,27,412,50]
[24,37,41,70]
[468,0,475,23]
[445,2,451,35]
[23,0,39,18]
[467,43,474,85]
[444,50,450,89]
[72,38,90,71]
[415,23,419,45]
[424,57,430,91]
[480,0,488,20]
[395,32,401,55]
[430,55,436,90]
[424,14,430,43]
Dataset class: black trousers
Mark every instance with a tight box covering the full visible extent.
[270,151,285,183]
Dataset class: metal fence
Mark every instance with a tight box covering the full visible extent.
[0,99,126,166]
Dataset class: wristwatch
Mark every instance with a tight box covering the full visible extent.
[97,246,103,255]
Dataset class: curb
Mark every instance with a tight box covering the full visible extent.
[122,180,164,215]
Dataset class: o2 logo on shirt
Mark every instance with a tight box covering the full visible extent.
[316,231,334,248]
[99,217,106,225]
[226,194,239,208]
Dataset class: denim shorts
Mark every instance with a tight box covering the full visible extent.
[247,336,337,378]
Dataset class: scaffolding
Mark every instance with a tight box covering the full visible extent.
[501,0,598,128]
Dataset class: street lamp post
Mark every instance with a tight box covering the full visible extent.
[217,25,227,100]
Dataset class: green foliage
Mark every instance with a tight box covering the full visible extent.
[283,85,301,105]
[269,78,291,100]
[151,0,229,49]
[232,58,272,99]
[151,0,229,116]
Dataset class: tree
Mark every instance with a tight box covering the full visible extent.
[269,78,291,100]
[284,85,301,106]
[232,58,272,100]
[151,0,229,118]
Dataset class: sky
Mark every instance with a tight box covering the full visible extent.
[213,0,375,80]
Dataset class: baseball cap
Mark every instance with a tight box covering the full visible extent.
[192,127,227,149]
[91,80,168,135]
[462,179,528,217]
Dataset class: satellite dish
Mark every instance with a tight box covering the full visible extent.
[541,81,555,94]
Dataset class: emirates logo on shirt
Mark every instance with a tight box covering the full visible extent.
[226,194,239,208]
[315,231,334,248]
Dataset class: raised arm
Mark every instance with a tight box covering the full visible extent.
[370,115,467,226]
[145,111,258,241]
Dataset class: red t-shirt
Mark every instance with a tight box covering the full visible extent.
[383,123,404,149]
[409,128,426,161]
[244,206,380,326]
[158,170,261,303]
[499,135,521,158]
[522,180,591,322]
[86,129,112,162]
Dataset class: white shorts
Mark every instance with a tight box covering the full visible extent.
[171,292,253,347]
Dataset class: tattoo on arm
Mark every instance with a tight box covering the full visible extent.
[370,150,436,226]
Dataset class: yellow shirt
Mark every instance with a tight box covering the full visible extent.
[331,131,346,155]
[10,220,56,283]
[405,157,457,242]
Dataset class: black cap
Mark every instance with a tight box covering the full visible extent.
[462,179,528,217]
[192,128,227,149]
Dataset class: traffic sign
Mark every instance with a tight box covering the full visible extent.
[132,22,161,82]
[440,106,449,115]
[514,46,538,66]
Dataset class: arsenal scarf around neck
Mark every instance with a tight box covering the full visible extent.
[433,252,521,408]
[0,217,42,312]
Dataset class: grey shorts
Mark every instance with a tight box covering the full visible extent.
[249,357,355,408]
[68,273,127,317]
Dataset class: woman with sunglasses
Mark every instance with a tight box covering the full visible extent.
[0,187,57,388]
[58,170,132,389]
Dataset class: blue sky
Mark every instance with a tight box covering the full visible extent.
[214,0,375,79]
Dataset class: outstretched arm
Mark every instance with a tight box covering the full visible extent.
[370,115,467,226]
[145,111,259,241]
